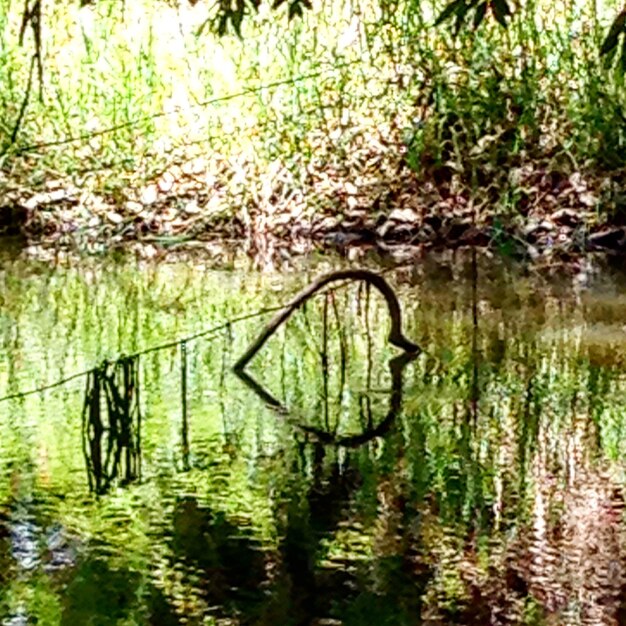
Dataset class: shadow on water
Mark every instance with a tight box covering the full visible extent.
[2,258,626,624]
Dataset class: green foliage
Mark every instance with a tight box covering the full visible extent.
[435,0,626,76]
[600,9,626,71]
[64,0,626,75]
[435,0,511,32]
[2,0,626,228]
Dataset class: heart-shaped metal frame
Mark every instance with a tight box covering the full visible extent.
[233,269,420,375]
[233,269,420,446]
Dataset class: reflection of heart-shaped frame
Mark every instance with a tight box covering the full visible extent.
[235,351,417,447]
[233,269,420,446]
[233,269,420,374]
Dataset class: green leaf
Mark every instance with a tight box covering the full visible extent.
[473,2,488,29]
[288,0,304,20]
[600,10,626,57]
[491,0,511,27]
[217,13,228,36]
[231,10,244,38]
[195,17,210,37]
[620,32,626,72]
[453,1,473,34]
[603,43,618,69]
[435,0,467,26]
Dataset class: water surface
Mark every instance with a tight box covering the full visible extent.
[0,256,625,625]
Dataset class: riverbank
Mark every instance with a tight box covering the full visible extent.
[2,137,625,269]
[2,0,626,270]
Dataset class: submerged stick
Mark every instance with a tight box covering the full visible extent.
[233,269,420,373]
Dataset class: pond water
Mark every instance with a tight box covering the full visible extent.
[1,255,626,626]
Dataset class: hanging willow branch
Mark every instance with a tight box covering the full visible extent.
[82,356,142,494]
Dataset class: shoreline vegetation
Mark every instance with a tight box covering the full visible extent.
[1,0,626,267]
